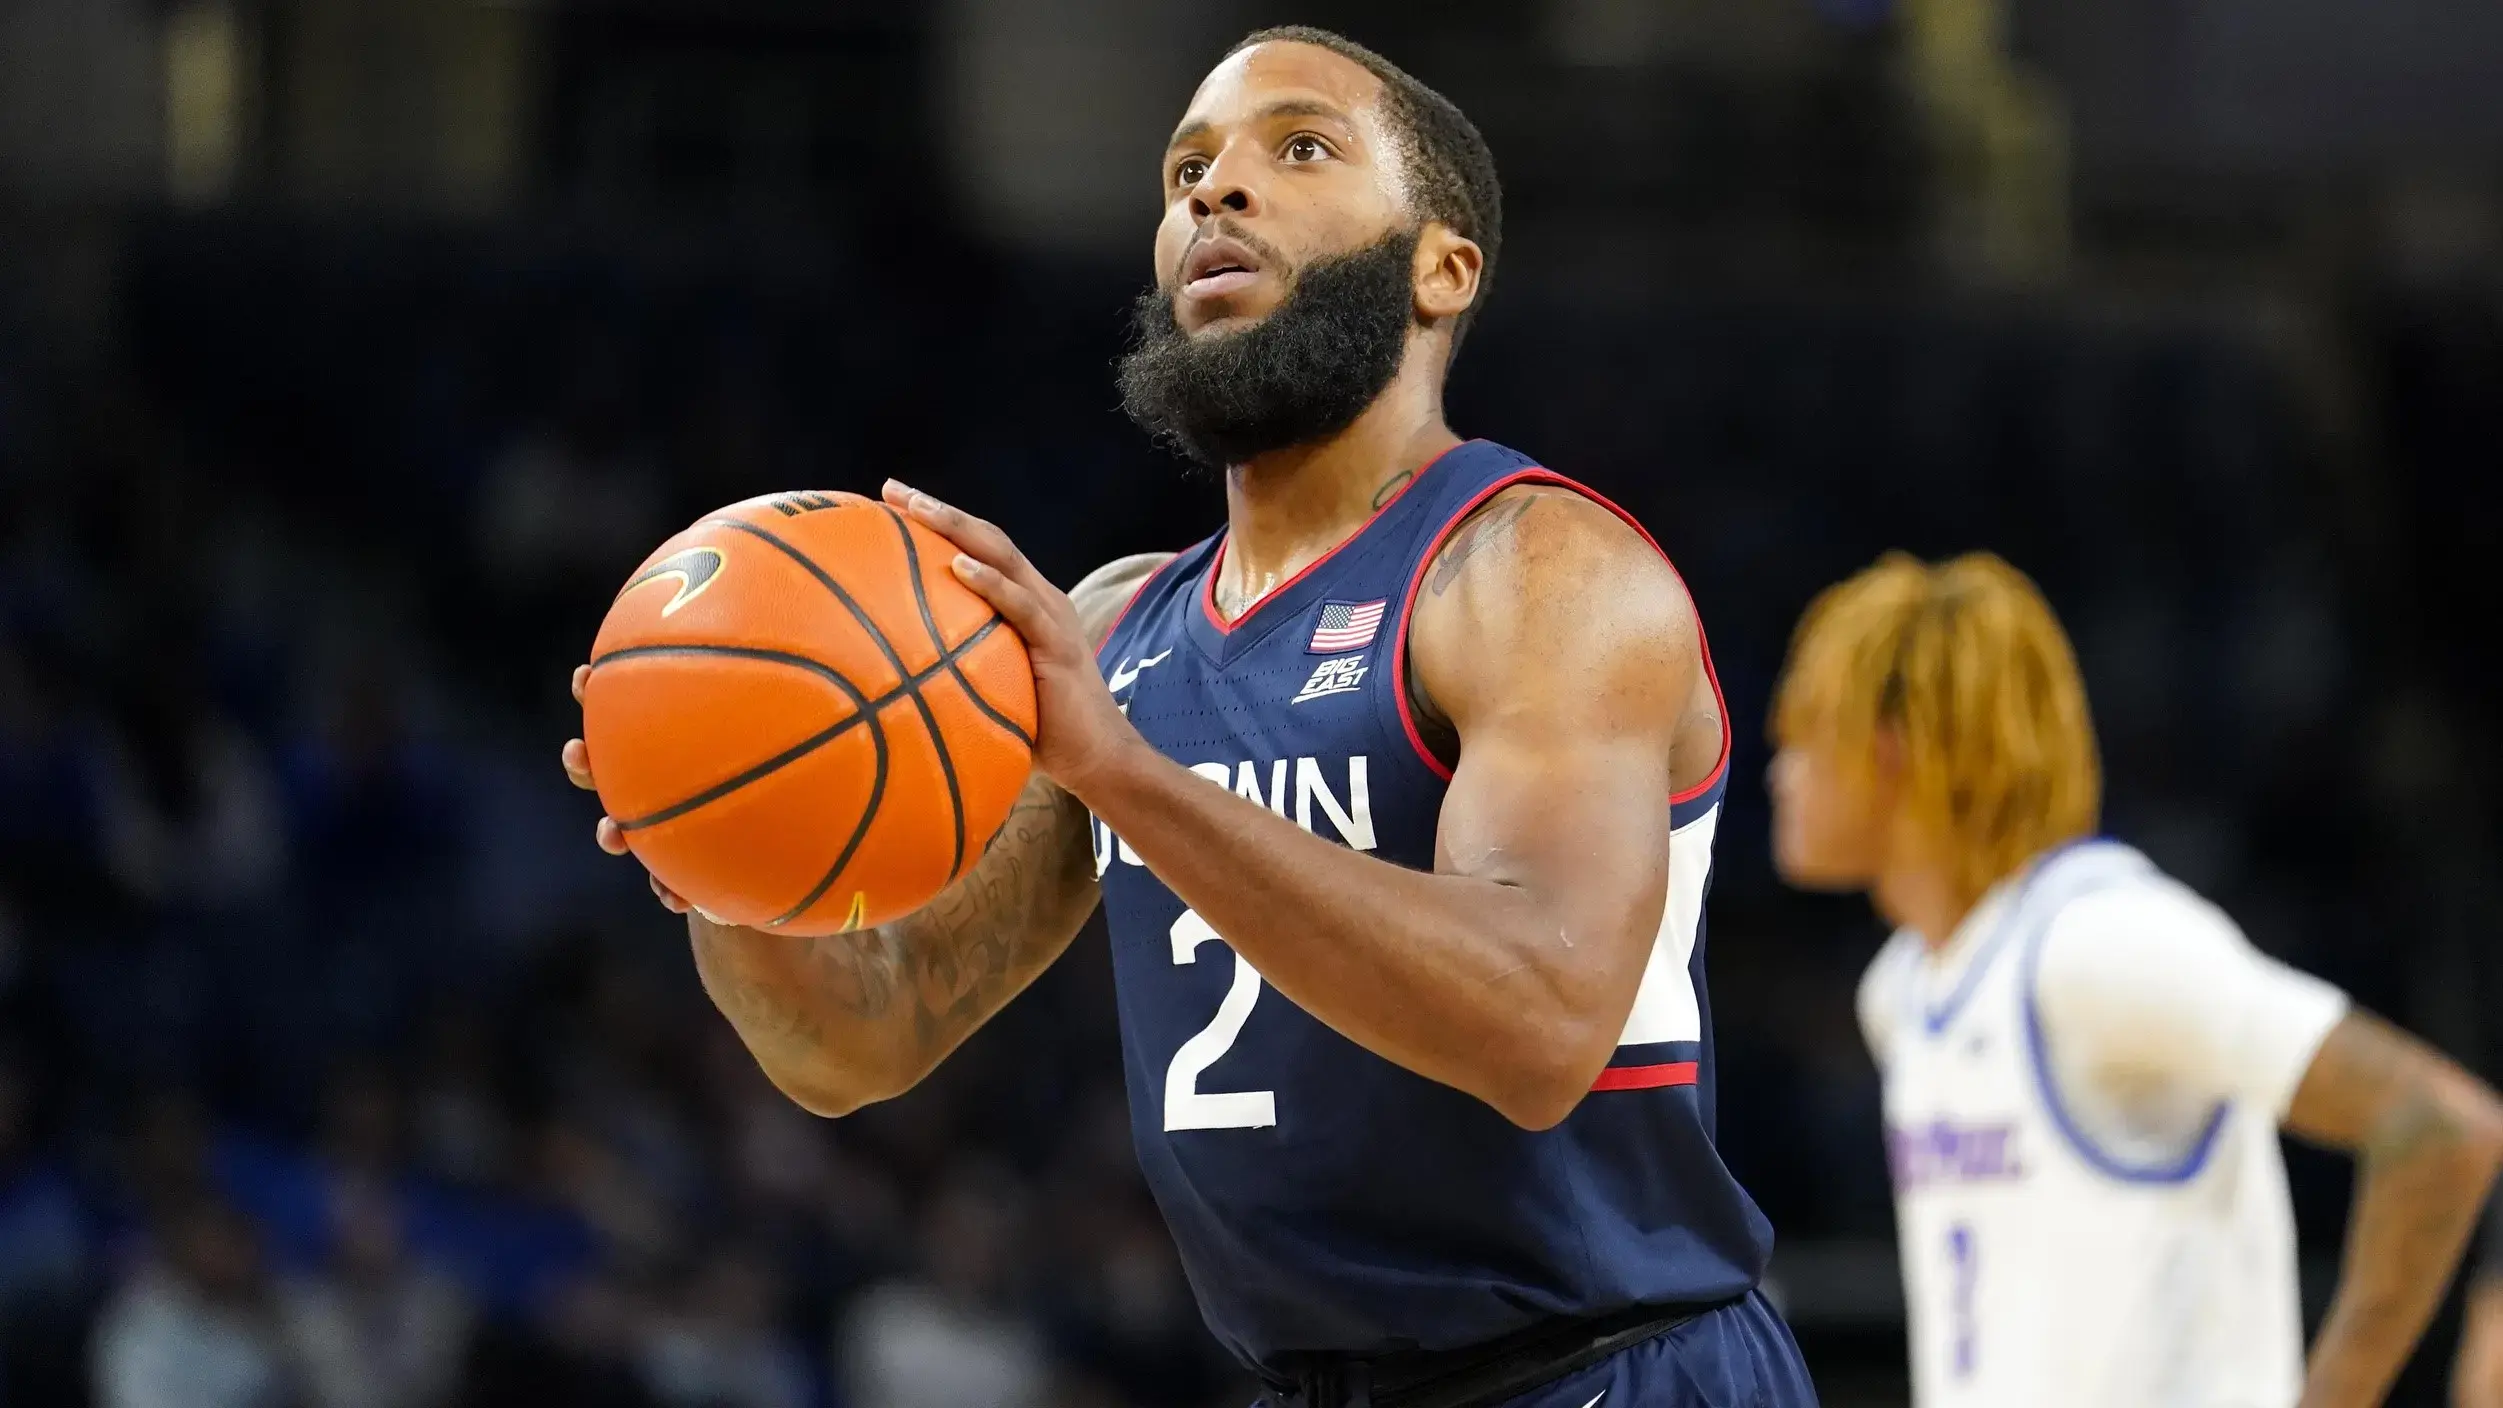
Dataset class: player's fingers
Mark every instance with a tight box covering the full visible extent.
[888,481,1033,578]
[650,873,691,914]
[571,663,590,705]
[890,481,999,549]
[595,815,630,856]
[947,553,1055,644]
[561,737,597,791]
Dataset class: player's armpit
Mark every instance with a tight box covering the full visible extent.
[692,552,1170,1117]
[2284,1011,2503,1408]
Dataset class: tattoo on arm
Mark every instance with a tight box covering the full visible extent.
[1407,491,1587,754]
[894,780,1090,1047]
[694,777,1092,1095]
[1428,495,1539,596]
[729,783,1078,1037]
[2287,1012,2503,1407]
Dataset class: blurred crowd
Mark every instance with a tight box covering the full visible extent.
[0,228,1244,1408]
[1,208,2498,1407]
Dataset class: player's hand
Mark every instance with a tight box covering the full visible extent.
[563,664,693,915]
[883,480,1142,797]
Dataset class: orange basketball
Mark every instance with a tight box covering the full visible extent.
[582,491,1037,935]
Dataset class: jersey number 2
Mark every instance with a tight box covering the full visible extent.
[1164,909,1278,1131]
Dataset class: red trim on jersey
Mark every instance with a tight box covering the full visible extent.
[1391,468,1733,797]
[1196,439,1468,635]
[1591,1061,1700,1092]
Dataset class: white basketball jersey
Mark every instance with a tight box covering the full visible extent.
[1871,842,2309,1408]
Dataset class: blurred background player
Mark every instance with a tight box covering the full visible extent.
[1766,551,2503,1407]
[568,24,1818,1408]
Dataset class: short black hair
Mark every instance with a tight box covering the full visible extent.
[1226,25,1504,357]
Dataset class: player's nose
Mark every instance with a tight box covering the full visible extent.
[1186,145,1264,224]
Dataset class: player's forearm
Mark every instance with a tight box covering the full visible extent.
[2302,1072,2503,1406]
[1072,738,1642,1128]
[694,776,1099,1116]
[690,917,931,1115]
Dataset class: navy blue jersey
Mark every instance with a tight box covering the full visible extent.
[1089,440,1773,1375]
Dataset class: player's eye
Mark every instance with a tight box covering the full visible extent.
[1282,134,1330,164]
[1172,156,1209,189]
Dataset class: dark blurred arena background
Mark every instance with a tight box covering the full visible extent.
[3,1,2501,1405]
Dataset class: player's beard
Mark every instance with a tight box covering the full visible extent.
[1117,226,1420,471]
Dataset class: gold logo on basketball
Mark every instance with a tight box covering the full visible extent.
[621,547,724,618]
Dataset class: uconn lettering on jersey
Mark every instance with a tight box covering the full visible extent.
[1093,755,1372,875]
[1889,1118,2028,1188]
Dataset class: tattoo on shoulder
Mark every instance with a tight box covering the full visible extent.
[1371,468,1414,509]
[1428,495,1540,597]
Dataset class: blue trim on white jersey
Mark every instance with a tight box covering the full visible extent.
[2015,860,2229,1185]
[1918,836,2106,1037]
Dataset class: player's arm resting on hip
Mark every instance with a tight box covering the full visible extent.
[2037,893,2503,1406]
[563,551,1170,1118]
[919,479,1694,1130]
[2285,1012,2503,1408]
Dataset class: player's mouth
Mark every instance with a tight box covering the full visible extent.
[1180,235,1265,301]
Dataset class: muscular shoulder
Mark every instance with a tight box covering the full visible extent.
[1409,486,1696,730]
[1071,552,1175,647]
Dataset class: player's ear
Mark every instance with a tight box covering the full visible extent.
[1412,222,1482,325]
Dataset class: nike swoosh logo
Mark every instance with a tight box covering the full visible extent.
[1577,1392,1606,1408]
[1107,647,1172,693]
[620,546,725,618]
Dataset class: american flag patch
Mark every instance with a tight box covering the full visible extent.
[1308,598,1386,653]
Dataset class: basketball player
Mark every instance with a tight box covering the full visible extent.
[1766,551,2503,1407]
[563,25,1816,1408]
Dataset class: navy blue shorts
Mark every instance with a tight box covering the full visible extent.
[1258,1291,1819,1408]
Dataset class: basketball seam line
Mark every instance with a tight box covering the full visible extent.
[708,514,969,912]
[879,504,1035,753]
[592,631,894,931]
[870,509,988,882]
[595,616,1006,834]
[773,703,889,929]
